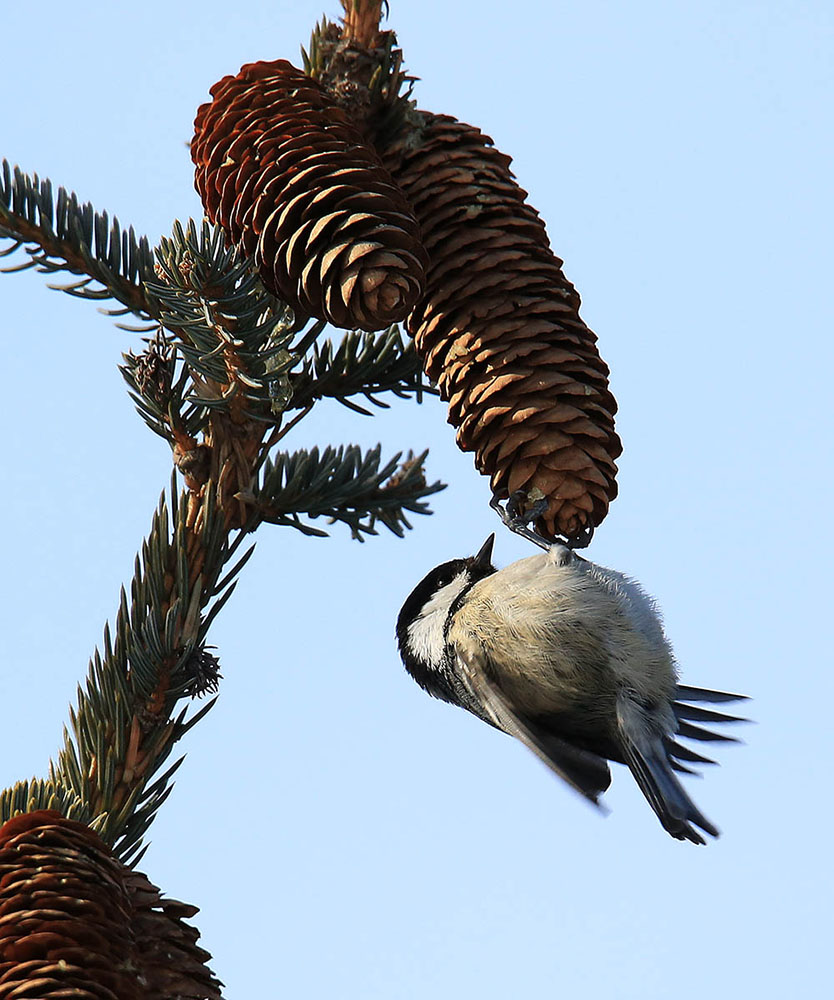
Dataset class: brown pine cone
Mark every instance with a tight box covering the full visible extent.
[0,810,221,999]
[192,59,427,331]
[125,869,222,999]
[376,111,621,542]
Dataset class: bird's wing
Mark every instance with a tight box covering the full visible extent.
[452,647,612,808]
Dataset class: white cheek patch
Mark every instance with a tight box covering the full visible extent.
[406,571,469,665]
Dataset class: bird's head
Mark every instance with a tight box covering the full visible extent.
[396,535,496,690]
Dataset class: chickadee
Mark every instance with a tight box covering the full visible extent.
[396,534,746,844]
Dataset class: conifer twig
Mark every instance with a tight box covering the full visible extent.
[286,326,436,413]
[0,160,157,321]
[254,445,443,540]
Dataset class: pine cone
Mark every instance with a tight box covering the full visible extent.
[126,870,221,999]
[192,59,427,331]
[0,811,221,999]
[376,111,621,542]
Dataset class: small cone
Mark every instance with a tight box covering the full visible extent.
[376,111,621,542]
[0,811,221,999]
[192,59,427,331]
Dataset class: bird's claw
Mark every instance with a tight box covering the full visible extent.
[490,491,554,551]
[491,491,595,551]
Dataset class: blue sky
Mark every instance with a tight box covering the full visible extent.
[1,1,832,996]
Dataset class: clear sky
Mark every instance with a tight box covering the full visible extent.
[1,1,832,996]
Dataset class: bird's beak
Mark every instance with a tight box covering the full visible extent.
[472,533,495,570]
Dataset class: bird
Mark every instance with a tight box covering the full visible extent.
[396,533,747,844]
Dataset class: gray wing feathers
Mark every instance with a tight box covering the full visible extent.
[454,650,612,807]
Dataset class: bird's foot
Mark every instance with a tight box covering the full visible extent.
[490,491,553,551]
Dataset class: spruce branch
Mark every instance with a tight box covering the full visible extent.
[115,219,309,501]
[0,779,86,830]
[0,415,443,860]
[287,325,436,414]
[12,219,446,858]
[121,330,209,444]
[150,220,298,414]
[1,0,449,914]
[0,473,255,864]
[0,159,157,321]
[254,445,444,539]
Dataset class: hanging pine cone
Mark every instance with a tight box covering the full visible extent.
[192,59,427,331]
[0,810,221,999]
[125,869,222,999]
[375,111,621,542]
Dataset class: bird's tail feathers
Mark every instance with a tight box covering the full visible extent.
[669,685,749,765]
[616,695,720,845]
[675,685,748,705]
